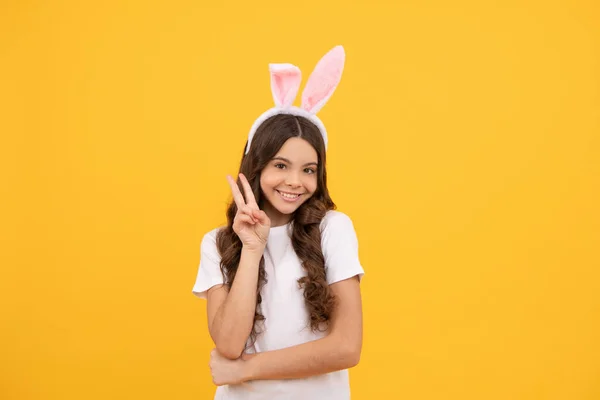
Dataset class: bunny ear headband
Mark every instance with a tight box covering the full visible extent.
[245,45,346,155]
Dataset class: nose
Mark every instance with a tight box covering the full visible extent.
[285,170,302,188]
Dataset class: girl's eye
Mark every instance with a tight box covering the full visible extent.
[274,163,315,174]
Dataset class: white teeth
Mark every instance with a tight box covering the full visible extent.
[278,191,300,199]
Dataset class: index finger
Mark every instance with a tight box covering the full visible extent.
[226,175,246,209]
[238,173,259,209]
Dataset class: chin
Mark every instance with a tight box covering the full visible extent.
[271,200,302,215]
[275,204,301,215]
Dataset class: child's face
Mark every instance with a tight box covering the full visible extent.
[260,137,319,224]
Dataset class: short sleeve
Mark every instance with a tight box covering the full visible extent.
[321,211,365,285]
[192,229,224,299]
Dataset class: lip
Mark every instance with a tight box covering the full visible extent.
[276,190,304,202]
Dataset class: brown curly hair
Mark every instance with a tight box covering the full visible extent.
[215,113,337,348]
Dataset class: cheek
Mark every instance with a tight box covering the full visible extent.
[304,176,318,194]
[260,171,278,191]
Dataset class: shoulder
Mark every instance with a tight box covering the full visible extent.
[200,226,226,260]
[319,210,359,247]
[202,226,223,243]
[320,210,356,232]
[319,210,364,282]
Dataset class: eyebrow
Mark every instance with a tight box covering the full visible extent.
[272,156,318,167]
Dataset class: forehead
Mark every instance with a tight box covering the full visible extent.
[275,138,318,162]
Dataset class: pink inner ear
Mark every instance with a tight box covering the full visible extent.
[270,64,302,108]
[301,46,345,114]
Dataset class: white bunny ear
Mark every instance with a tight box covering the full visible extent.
[301,46,345,114]
[270,63,302,108]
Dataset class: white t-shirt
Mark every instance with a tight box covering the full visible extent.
[192,210,365,400]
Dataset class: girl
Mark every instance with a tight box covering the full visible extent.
[192,45,364,399]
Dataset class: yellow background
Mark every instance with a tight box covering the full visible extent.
[1,0,599,399]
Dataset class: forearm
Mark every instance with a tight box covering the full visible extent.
[242,334,359,381]
[212,247,263,358]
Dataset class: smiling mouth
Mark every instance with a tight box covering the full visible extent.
[276,190,303,200]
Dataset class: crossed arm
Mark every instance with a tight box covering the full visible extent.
[206,274,363,383]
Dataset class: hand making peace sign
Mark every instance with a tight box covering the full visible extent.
[226,173,271,252]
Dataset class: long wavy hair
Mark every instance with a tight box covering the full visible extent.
[215,113,337,348]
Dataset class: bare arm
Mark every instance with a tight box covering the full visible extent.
[207,248,264,359]
[240,276,363,380]
[207,173,271,360]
